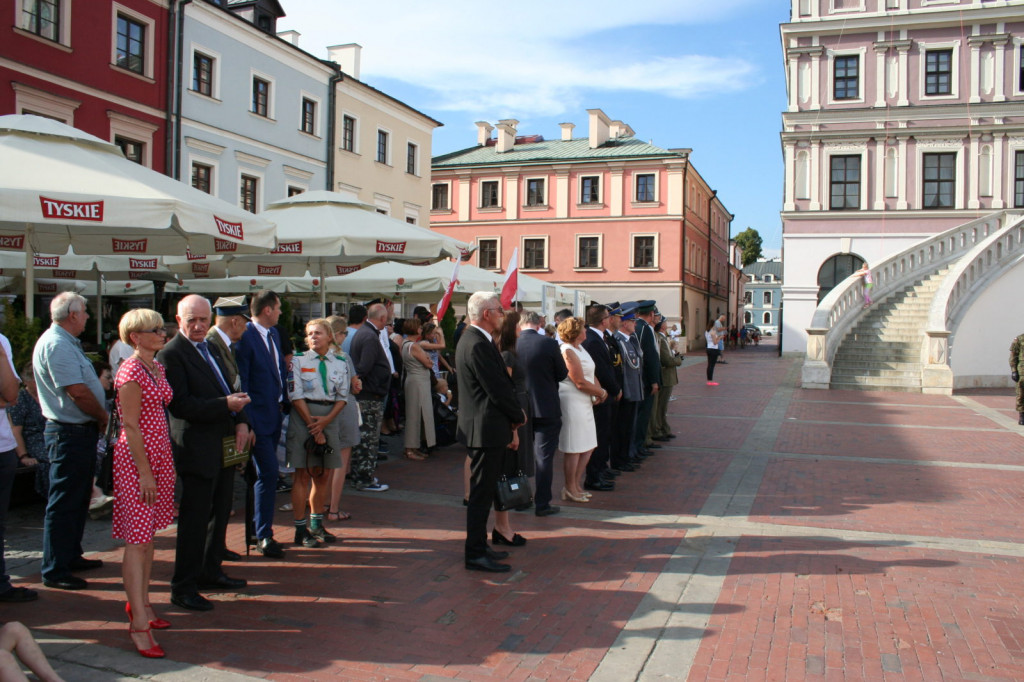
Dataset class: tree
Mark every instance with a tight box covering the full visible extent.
[734,227,763,267]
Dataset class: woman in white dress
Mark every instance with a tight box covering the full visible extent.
[556,317,607,503]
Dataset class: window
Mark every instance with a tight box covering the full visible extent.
[764,274,774,283]
[252,77,269,117]
[925,49,952,96]
[580,176,600,204]
[577,236,600,269]
[406,142,417,175]
[632,235,656,268]
[478,239,498,269]
[744,311,752,323]
[406,217,416,225]
[480,180,499,208]
[193,53,213,96]
[834,55,859,100]
[1014,151,1024,208]
[816,253,864,302]
[287,186,304,197]
[431,183,449,210]
[523,238,547,270]
[922,152,955,208]
[241,175,258,213]
[636,173,656,202]
[376,130,389,164]
[300,98,316,135]
[743,291,752,305]
[116,14,145,74]
[830,155,861,210]
[1020,45,1024,93]
[524,178,545,207]
[115,136,144,164]
[763,312,772,325]
[22,0,59,41]
[191,163,212,194]
[763,291,773,306]
[341,115,355,152]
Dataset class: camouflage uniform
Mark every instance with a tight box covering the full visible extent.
[1009,334,1024,414]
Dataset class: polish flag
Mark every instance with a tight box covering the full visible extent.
[500,248,519,309]
[436,259,461,321]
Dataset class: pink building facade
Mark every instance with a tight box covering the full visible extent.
[430,109,734,344]
[780,0,1024,352]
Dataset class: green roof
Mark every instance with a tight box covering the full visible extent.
[432,136,682,168]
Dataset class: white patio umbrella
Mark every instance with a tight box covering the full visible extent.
[166,275,316,296]
[183,190,472,314]
[0,114,276,316]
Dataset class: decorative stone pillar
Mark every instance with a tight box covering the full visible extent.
[921,330,953,395]
[802,327,831,389]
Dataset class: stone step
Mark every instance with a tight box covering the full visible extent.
[840,340,920,351]
[832,360,922,371]
[834,352,920,363]
[831,367,923,379]
[829,374,923,388]
[829,380,924,392]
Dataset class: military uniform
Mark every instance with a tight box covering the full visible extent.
[1009,334,1024,422]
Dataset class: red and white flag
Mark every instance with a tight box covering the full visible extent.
[436,259,461,321]
[500,247,519,309]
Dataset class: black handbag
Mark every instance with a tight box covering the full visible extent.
[96,401,119,495]
[495,459,533,512]
[303,435,332,477]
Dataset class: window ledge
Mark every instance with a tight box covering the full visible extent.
[406,171,419,177]
[477,206,503,213]
[522,204,550,211]
[430,208,453,215]
[298,130,321,140]
[375,160,392,167]
[110,64,155,84]
[630,201,660,208]
[521,268,550,273]
[188,90,221,103]
[576,203,605,210]
[249,112,276,122]
[629,266,659,272]
[339,148,359,156]
[573,267,604,272]
[13,28,72,52]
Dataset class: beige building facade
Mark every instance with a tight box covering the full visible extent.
[327,44,442,226]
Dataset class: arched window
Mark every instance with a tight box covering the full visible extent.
[744,311,752,324]
[816,253,865,303]
[763,311,772,325]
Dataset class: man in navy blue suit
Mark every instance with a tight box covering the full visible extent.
[582,304,619,493]
[515,311,567,516]
[234,290,288,558]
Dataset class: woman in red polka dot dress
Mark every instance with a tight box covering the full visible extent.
[113,308,175,659]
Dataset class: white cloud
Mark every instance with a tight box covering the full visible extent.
[282,0,762,119]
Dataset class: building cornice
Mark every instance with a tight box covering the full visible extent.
[781,2,1024,37]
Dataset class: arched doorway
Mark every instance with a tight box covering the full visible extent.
[816,253,865,303]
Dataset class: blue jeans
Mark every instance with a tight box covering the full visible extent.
[42,421,97,581]
[0,448,17,593]
[251,425,282,540]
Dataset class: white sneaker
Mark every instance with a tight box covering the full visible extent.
[359,479,389,492]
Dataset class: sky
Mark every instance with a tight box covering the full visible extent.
[279,0,790,255]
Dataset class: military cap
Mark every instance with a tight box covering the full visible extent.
[212,295,250,319]
[636,299,657,314]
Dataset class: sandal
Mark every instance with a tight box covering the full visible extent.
[327,510,351,522]
[404,449,428,461]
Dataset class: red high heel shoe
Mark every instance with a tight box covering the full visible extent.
[126,602,171,630]
[128,626,165,658]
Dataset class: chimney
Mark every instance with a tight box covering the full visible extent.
[558,122,575,141]
[495,119,518,153]
[609,120,634,139]
[475,121,494,146]
[587,108,611,149]
[327,43,362,79]
[277,30,300,47]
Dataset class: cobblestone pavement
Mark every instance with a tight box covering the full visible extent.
[4,338,1023,680]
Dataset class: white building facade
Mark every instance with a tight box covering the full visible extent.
[780,0,1024,353]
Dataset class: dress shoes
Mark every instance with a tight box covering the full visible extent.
[222,549,242,561]
[492,530,527,547]
[612,462,637,472]
[584,479,615,492]
[666,433,677,439]
[170,592,214,612]
[197,574,247,590]
[534,505,560,517]
[637,448,655,457]
[294,528,321,548]
[70,557,103,571]
[603,468,621,477]
[257,537,286,558]
[652,435,671,442]
[42,576,88,591]
[646,442,663,449]
[485,547,510,561]
[310,527,338,544]
[465,556,511,573]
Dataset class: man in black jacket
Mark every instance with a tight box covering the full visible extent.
[160,295,252,611]
[516,311,567,516]
[348,303,392,492]
[633,300,661,457]
[581,304,619,492]
[457,293,525,572]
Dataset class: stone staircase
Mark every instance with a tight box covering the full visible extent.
[829,266,950,392]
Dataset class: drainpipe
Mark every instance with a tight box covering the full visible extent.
[679,158,689,345]
[164,2,178,175]
[325,68,343,191]
[172,0,193,180]
[705,189,717,319]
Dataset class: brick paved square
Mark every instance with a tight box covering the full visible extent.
[750,459,1024,543]
[783,401,995,429]
[690,537,1024,682]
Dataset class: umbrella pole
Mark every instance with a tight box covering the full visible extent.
[24,228,33,319]
[319,262,327,317]
[96,269,103,346]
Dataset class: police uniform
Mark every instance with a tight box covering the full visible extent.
[285,350,360,469]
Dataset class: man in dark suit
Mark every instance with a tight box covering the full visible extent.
[348,302,392,492]
[457,292,525,572]
[160,295,252,611]
[234,290,288,558]
[633,300,661,458]
[612,304,645,469]
[515,310,567,516]
[582,304,620,492]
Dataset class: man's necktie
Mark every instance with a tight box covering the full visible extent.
[318,355,329,395]
[197,341,232,397]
